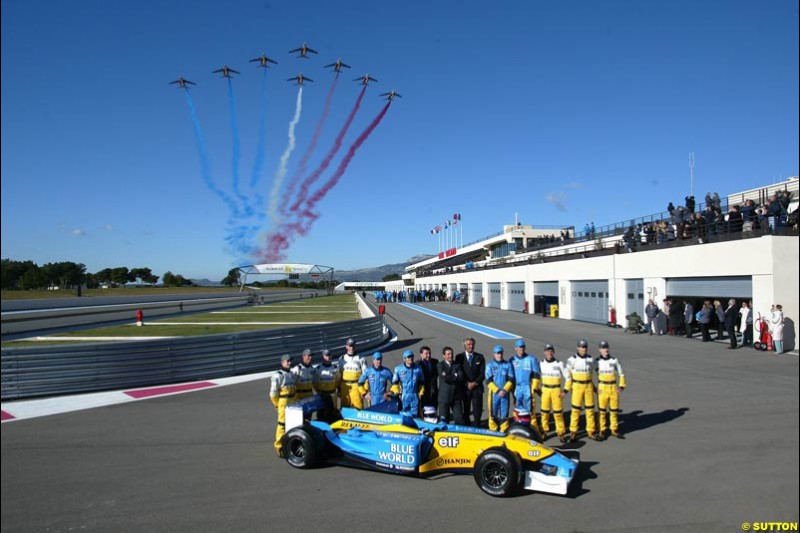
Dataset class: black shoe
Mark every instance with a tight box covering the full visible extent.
[610,431,625,439]
[568,432,577,442]
[557,433,567,443]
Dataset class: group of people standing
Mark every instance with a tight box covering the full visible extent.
[269,336,629,454]
[642,298,786,353]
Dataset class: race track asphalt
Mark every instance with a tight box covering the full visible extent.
[2,301,798,533]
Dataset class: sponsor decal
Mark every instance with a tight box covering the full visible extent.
[437,436,461,448]
[527,450,541,458]
[435,457,470,467]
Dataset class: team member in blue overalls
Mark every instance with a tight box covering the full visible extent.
[485,345,515,432]
[358,352,394,407]
[510,339,542,434]
[391,350,425,414]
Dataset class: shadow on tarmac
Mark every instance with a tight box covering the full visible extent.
[619,407,690,435]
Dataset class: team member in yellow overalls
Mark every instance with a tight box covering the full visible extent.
[338,338,367,409]
[292,348,316,400]
[313,349,340,402]
[539,344,570,443]
[270,354,297,455]
[595,340,627,439]
[565,339,601,441]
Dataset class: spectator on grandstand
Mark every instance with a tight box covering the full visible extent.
[741,200,756,232]
[623,226,635,252]
[667,201,675,215]
[712,192,721,211]
[728,205,743,233]
[695,213,707,243]
[685,195,696,213]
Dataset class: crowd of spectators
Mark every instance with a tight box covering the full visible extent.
[621,190,796,252]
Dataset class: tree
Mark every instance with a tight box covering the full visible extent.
[130,267,158,285]
[111,267,132,286]
[19,266,46,290]
[1,259,38,289]
[162,271,194,287]
[382,273,402,282]
[221,268,241,287]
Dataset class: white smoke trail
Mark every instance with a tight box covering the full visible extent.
[268,86,303,224]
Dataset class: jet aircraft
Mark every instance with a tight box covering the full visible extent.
[212,65,240,78]
[324,58,351,73]
[249,54,278,68]
[169,77,196,88]
[380,90,402,101]
[287,73,314,86]
[354,74,378,86]
[289,42,318,59]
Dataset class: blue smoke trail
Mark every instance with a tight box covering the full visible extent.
[184,89,238,216]
[249,68,269,196]
[227,78,249,213]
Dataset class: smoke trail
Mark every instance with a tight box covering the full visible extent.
[268,86,303,224]
[281,76,339,216]
[249,69,269,214]
[301,102,391,221]
[183,89,238,215]
[259,103,391,262]
[227,78,248,210]
[290,85,366,213]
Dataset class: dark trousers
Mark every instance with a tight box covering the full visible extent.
[700,323,711,342]
[439,401,465,425]
[685,323,693,338]
[462,389,483,427]
[727,325,738,348]
[743,324,753,346]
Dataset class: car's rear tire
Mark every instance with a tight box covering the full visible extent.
[283,426,320,469]
[474,448,523,497]
[508,423,543,442]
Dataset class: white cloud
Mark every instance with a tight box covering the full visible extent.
[70,229,86,237]
[545,191,567,212]
[104,224,113,232]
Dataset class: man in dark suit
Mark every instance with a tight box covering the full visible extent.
[437,346,465,424]
[724,299,739,349]
[455,337,485,427]
[418,346,439,416]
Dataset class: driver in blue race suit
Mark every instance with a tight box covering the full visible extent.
[485,345,515,432]
[510,339,542,434]
[358,352,394,407]
[390,350,425,415]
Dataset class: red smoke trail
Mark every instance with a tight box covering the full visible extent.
[290,85,367,213]
[280,77,339,216]
[257,102,390,263]
[299,102,391,232]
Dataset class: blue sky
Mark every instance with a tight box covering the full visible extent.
[2,0,798,280]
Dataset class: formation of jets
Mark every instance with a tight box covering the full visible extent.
[171,44,399,100]
[213,65,240,78]
[287,73,313,86]
[249,53,278,68]
[289,42,318,59]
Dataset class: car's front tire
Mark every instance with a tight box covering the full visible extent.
[283,426,320,469]
[474,448,523,497]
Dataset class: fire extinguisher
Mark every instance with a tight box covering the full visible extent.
[608,305,617,327]
[523,300,529,314]
[136,308,144,326]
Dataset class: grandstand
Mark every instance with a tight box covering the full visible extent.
[395,177,798,345]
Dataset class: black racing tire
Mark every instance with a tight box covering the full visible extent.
[283,426,320,469]
[508,422,542,443]
[473,448,523,497]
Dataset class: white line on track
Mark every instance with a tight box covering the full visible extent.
[22,336,179,341]
[142,322,332,325]
[211,311,355,314]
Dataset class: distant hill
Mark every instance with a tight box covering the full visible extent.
[335,255,434,282]
[190,278,224,287]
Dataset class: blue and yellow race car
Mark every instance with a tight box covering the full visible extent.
[282,396,579,497]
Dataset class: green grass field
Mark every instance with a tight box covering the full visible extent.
[1,294,360,348]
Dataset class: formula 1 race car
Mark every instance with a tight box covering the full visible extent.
[281,396,579,497]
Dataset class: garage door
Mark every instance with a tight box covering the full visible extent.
[666,276,752,298]
[533,281,559,315]
[469,284,482,306]
[626,279,644,316]
[572,280,609,324]
[485,282,501,309]
[504,282,526,312]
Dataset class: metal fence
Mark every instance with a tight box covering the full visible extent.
[1,316,388,401]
